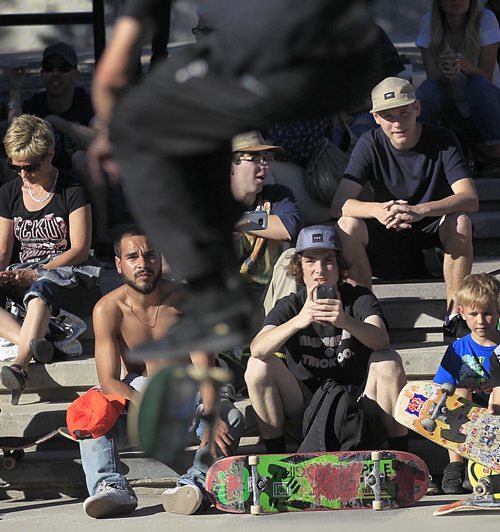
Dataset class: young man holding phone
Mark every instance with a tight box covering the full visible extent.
[245,225,408,453]
[231,131,302,296]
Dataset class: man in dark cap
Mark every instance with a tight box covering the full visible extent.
[7,42,95,170]
[245,224,408,453]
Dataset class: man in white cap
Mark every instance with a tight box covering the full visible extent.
[331,76,479,342]
[245,224,407,454]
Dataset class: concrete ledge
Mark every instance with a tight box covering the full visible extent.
[0,357,97,395]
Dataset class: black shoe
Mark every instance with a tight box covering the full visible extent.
[426,475,442,495]
[443,315,470,344]
[30,338,54,364]
[442,462,470,495]
[1,364,28,405]
[128,285,252,362]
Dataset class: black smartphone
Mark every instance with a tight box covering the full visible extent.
[316,285,336,300]
[240,210,268,232]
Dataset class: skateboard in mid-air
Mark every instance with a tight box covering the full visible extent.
[394,381,500,471]
[127,364,231,464]
[0,427,75,469]
[205,451,429,514]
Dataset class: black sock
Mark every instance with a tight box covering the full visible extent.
[263,436,286,454]
[387,435,409,451]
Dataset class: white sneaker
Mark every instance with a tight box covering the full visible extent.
[161,485,203,515]
[83,483,138,518]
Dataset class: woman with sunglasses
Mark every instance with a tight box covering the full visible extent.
[0,115,100,405]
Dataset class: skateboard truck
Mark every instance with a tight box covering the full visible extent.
[420,382,456,433]
[474,475,500,497]
[365,451,383,510]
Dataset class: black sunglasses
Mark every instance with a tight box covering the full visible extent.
[8,155,46,175]
[41,62,73,73]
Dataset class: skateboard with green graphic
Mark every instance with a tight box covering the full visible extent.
[205,451,428,514]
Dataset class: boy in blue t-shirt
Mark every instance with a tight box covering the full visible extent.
[433,273,500,494]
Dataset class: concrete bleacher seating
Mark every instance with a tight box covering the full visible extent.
[0,45,499,499]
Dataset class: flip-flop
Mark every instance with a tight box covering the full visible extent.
[1,364,28,405]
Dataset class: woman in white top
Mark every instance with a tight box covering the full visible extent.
[415,0,500,161]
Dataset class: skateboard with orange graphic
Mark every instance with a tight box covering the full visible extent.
[394,381,500,471]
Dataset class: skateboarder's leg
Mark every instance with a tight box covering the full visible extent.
[245,354,305,448]
[162,394,245,514]
[363,349,408,444]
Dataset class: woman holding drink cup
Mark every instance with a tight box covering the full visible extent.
[415,0,500,163]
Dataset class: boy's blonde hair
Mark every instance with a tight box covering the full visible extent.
[3,114,55,161]
[456,273,500,311]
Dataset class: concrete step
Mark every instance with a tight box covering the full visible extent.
[0,356,97,400]
[470,211,500,239]
[475,176,500,212]
[0,420,450,501]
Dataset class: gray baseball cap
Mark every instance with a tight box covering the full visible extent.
[370,76,416,113]
[295,225,342,253]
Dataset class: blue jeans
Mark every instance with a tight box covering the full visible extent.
[417,76,500,145]
[178,400,246,491]
[79,399,246,498]
[79,412,131,496]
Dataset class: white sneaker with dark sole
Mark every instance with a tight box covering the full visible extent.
[83,484,138,518]
[161,485,203,515]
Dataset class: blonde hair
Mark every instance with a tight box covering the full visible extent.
[456,273,500,311]
[429,0,482,62]
[3,114,55,161]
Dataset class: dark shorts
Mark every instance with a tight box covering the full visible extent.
[366,217,442,281]
[0,277,100,318]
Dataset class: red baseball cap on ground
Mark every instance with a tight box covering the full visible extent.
[67,388,127,439]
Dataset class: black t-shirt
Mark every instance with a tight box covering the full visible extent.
[490,349,500,388]
[22,88,94,169]
[263,283,387,388]
[0,172,89,264]
[344,124,470,204]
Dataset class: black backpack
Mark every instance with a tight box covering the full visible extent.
[298,378,382,453]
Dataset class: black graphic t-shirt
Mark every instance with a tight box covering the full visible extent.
[0,173,89,264]
[264,283,387,388]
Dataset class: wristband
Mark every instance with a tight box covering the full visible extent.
[7,101,21,110]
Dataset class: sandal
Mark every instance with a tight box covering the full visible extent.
[30,338,54,364]
[1,364,28,405]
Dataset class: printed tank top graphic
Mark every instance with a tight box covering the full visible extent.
[14,213,68,263]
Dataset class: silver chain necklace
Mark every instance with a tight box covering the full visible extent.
[27,170,58,203]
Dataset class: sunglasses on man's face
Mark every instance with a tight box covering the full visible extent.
[41,62,73,73]
[8,156,46,175]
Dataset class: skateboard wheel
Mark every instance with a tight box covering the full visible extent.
[250,505,261,515]
[2,456,16,470]
[249,455,259,466]
[421,418,437,433]
[371,451,381,461]
[441,382,456,396]
[372,500,383,511]
[473,479,491,497]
